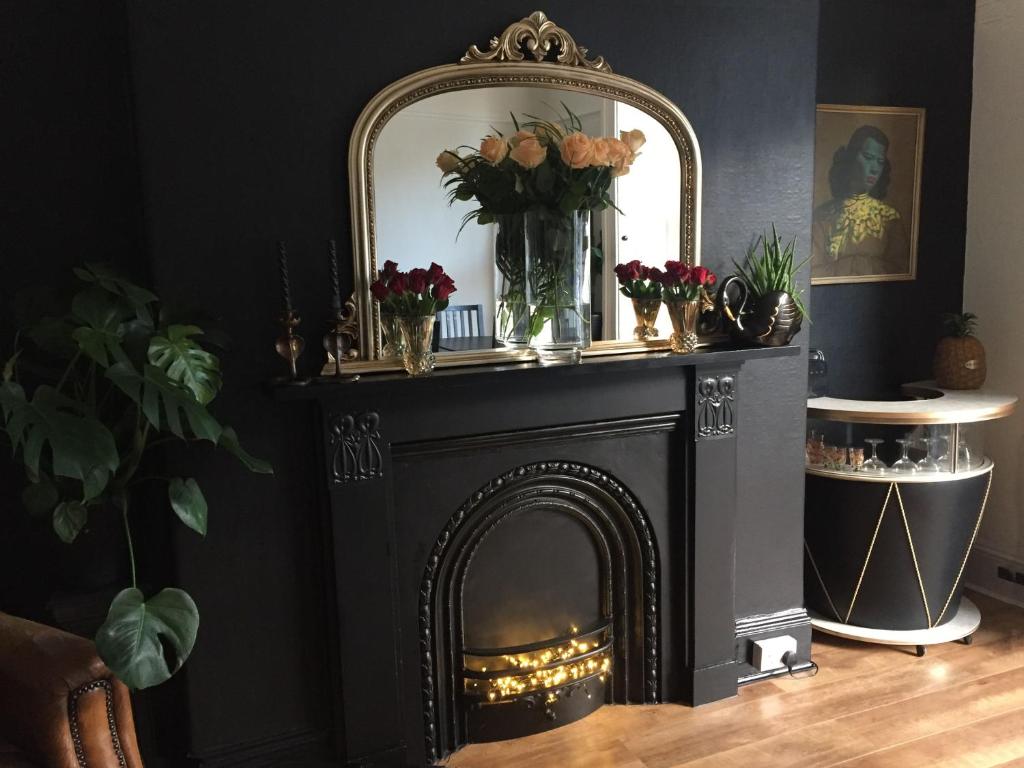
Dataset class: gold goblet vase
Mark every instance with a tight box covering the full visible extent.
[631,297,661,341]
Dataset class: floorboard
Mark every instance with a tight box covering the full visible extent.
[444,592,1024,768]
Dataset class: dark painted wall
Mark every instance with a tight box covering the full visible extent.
[3,0,818,762]
[122,1,818,758]
[811,0,976,397]
[0,0,144,616]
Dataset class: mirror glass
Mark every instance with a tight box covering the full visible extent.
[374,86,682,352]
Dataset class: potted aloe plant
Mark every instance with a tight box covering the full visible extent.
[718,224,810,346]
[0,263,271,689]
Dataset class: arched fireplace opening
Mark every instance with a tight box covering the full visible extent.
[419,462,659,761]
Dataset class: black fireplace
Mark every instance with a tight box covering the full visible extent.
[421,461,658,756]
[276,347,802,766]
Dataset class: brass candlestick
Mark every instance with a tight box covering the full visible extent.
[275,241,305,379]
[276,309,305,378]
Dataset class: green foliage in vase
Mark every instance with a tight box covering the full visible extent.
[0,263,272,690]
[940,312,978,338]
[733,224,811,321]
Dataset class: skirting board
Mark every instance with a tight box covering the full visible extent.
[734,607,812,685]
[964,545,1024,609]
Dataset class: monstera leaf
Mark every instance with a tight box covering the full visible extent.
[168,477,207,536]
[0,382,119,493]
[73,263,158,309]
[105,363,221,442]
[70,286,132,368]
[147,326,222,405]
[52,501,88,544]
[219,427,273,474]
[96,587,199,690]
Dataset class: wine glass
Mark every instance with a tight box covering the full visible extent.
[863,438,887,472]
[916,438,943,472]
[892,438,919,473]
[957,439,973,471]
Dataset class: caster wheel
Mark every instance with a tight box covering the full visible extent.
[960,634,973,645]
[915,645,926,657]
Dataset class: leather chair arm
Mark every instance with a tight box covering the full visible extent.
[0,612,143,768]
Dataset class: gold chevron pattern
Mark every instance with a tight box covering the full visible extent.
[806,472,993,629]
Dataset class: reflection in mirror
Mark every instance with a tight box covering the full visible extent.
[374,87,681,353]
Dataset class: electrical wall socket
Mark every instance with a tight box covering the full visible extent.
[752,635,798,672]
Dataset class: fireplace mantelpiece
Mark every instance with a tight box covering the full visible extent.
[277,346,802,766]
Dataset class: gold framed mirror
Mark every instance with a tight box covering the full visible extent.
[336,11,702,373]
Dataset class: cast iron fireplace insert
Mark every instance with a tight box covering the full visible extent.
[420,462,659,754]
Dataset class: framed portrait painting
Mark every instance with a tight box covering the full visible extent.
[812,105,925,285]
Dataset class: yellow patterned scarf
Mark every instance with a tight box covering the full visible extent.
[827,194,900,259]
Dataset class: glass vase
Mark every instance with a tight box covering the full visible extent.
[631,297,661,341]
[398,315,436,376]
[381,312,405,359]
[665,299,700,353]
[494,213,530,348]
[524,209,591,365]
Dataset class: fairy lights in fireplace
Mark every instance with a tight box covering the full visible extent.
[464,626,611,702]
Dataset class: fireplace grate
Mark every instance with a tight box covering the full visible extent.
[461,621,611,741]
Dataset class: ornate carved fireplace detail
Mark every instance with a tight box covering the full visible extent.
[327,411,383,483]
[419,461,659,761]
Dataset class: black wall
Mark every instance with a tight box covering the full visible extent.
[3,1,820,762]
[127,1,819,758]
[0,0,144,617]
[811,0,976,397]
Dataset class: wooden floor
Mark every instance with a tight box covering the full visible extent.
[445,591,1024,767]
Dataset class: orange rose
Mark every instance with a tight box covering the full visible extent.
[590,138,612,166]
[560,132,595,169]
[436,150,461,175]
[604,138,630,166]
[620,129,646,155]
[479,135,509,164]
[509,129,534,148]
[509,136,547,169]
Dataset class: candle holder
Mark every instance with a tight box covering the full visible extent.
[275,240,306,381]
[276,309,305,379]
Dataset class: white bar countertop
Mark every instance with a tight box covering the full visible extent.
[807,381,1018,425]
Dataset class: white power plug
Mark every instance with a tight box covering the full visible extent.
[752,635,798,672]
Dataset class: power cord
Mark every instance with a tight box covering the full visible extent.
[781,650,819,679]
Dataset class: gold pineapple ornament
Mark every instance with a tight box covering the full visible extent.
[934,312,986,390]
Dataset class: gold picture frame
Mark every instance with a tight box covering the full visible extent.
[812,104,925,285]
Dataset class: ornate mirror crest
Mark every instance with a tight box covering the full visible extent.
[335,11,702,373]
[461,11,611,71]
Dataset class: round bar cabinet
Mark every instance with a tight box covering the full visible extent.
[804,383,1017,655]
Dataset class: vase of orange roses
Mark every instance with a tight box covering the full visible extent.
[438,108,644,364]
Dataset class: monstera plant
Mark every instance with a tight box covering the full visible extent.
[0,264,271,689]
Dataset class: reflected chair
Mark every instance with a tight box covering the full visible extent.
[436,304,485,339]
[433,304,486,352]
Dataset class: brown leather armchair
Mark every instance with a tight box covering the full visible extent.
[0,612,143,768]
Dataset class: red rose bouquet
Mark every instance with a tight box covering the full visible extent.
[656,261,717,302]
[370,260,457,317]
[613,260,663,300]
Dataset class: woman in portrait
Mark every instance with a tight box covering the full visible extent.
[811,125,909,279]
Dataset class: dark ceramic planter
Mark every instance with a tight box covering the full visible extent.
[717,276,803,347]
